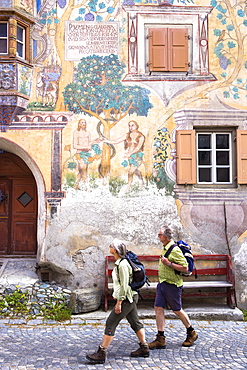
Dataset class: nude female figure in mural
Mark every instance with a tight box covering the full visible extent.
[104,120,145,190]
[73,119,101,189]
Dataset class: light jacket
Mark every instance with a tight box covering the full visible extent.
[112,258,137,302]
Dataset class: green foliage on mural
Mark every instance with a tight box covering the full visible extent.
[152,127,174,193]
[64,172,76,188]
[152,168,175,194]
[212,0,247,100]
[75,0,117,21]
[27,102,55,111]
[63,54,152,119]
[38,7,59,26]
[109,176,127,195]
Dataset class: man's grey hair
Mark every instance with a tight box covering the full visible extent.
[111,238,127,258]
[160,226,173,240]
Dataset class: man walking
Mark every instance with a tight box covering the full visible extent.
[148,226,198,349]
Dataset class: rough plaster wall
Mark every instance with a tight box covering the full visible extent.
[42,185,247,308]
[234,242,247,309]
[43,186,184,290]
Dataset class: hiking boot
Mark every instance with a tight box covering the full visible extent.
[86,345,106,364]
[148,334,166,350]
[182,330,198,347]
[131,343,150,358]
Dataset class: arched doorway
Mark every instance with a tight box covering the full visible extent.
[0,151,37,256]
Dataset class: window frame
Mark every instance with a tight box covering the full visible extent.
[176,128,238,188]
[0,21,8,55]
[0,18,30,62]
[123,5,215,82]
[16,23,25,59]
[196,131,233,185]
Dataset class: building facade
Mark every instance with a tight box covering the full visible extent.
[1,0,247,308]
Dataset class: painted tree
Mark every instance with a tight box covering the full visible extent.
[212,0,247,100]
[155,0,247,129]
[145,0,247,188]
[63,54,153,177]
[33,0,122,111]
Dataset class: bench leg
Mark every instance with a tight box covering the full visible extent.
[104,295,108,311]
[227,288,236,309]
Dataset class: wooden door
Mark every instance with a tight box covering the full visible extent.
[0,152,37,256]
[0,179,10,254]
[11,177,37,255]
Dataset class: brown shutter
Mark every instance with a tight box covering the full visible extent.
[168,28,189,72]
[176,130,196,184]
[237,130,247,184]
[148,28,168,72]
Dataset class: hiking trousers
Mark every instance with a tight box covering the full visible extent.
[104,294,143,336]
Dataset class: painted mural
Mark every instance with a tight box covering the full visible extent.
[26,0,247,193]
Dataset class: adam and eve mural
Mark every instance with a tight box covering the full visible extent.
[63,54,152,191]
[30,0,247,194]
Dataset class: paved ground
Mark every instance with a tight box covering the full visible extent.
[0,315,246,370]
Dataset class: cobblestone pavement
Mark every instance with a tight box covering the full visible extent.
[0,318,246,370]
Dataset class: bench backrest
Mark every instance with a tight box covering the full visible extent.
[105,254,234,284]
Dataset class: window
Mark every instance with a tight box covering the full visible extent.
[123,5,216,82]
[0,22,8,54]
[197,132,232,184]
[176,129,247,186]
[147,27,190,73]
[17,24,25,59]
[0,18,30,62]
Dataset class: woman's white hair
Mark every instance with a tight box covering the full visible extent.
[111,238,127,258]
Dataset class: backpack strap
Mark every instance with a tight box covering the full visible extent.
[164,243,180,275]
[164,243,177,259]
[116,258,125,284]
[116,258,133,285]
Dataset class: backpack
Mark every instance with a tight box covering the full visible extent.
[118,251,148,291]
[164,240,196,277]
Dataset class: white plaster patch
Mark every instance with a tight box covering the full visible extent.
[43,185,183,290]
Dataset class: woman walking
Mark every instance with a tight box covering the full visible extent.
[86,239,149,364]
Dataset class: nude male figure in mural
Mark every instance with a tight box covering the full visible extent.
[73,119,100,189]
[103,120,145,190]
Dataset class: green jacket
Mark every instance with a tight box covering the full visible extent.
[158,240,188,287]
[112,258,137,302]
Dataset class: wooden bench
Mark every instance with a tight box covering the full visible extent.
[104,254,236,311]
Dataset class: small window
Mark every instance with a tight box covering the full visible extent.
[17,24,25,59]
[147,27,190,73]
[0,22,8,54]
[197,132,232,184]
[176,129,238,187]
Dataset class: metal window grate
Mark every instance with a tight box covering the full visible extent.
[17,192,33,207]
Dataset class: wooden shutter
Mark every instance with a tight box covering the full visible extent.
[168,28,189,72]
[237,130,247,184]
[148,28,168,72]
[176,130,196,184]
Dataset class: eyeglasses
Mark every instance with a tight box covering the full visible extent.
[158,233,164,236]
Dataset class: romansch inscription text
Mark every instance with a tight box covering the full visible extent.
[65,22,119,60]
